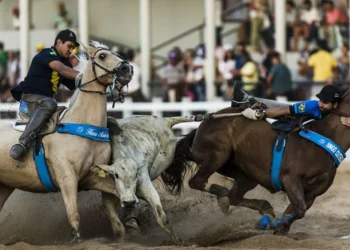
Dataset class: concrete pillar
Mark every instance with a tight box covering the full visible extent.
[275,0,286,60]
[78,0,89,46]
[19,0,30,80]
[140,0,151,99]
[204,0,216,101]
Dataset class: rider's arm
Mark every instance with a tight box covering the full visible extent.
[289,100,321,118]
[265,107,291,118]
[61,78,76,90]
[49,61,79,80]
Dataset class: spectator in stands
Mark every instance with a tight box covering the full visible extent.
[183,49,196,100]
[337,43,349,81]
[266,52,294,100]
[321,0,348,49]
[234,51,259,96]
[172,46,183,66]
[1,50,20,102]
[125,49,146,102]
[286,0,297,51]
[190,45,206,101]
[306,39,337,82]
[12,6,20,30]
[261,45,276,78]
[293,0,320,51]
[35,43,45,54]
[54,2,72,30]
[0,42,8,86]
[218,45,236,100]
[249,0,265,52]
[160,50,185,103]
[233,41,248,82]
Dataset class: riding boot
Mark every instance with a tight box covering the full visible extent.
[10,106,54,161]
[231,83,252,108]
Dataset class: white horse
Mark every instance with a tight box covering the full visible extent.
[0,41,133,243]
[92,115,200,243]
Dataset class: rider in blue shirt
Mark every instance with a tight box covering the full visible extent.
[10,29,80,161]
[241,85,341,120]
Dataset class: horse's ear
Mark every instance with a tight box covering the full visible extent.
[107,116,123,135]
[80,42,94,58]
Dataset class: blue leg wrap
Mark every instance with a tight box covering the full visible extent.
[258,215,272,230]
[270,214,293,229]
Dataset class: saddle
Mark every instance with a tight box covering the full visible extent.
[13,106,68,136]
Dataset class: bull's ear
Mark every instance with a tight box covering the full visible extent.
[107,116,123,135]
[90,165,111,178]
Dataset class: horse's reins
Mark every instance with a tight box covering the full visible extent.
[77,48,130,107]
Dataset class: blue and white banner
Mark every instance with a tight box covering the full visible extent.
[299,130,346,166]
[57,123,110,142]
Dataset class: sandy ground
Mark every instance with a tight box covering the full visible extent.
[2,163,350,250]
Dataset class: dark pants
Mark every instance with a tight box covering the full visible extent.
[18,94,57,145]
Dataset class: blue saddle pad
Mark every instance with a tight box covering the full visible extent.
[33,144,59,192]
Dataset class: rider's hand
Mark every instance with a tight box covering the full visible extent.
[242,108,258,120]
[242,108,266,120]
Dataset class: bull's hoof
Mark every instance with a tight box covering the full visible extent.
[217,196,230,214]
[125,218,140,236]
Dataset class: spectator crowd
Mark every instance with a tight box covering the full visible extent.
[0,0,349,105]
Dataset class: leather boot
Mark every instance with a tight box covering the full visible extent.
[231,83,251,107]
[10,107,53,161]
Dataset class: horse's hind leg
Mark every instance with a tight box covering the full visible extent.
[220,167,275,218]
[0,183,14,212]
[189,149,231,213]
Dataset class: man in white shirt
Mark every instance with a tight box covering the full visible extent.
[293,0,320,51]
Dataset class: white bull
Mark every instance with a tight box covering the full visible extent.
[92,115,199,243]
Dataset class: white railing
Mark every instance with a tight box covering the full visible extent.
[0,97,231,133]
[1,97,350,163]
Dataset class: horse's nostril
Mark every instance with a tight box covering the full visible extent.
[120,64,130,73]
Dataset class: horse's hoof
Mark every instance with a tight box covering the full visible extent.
[273,225,290,236]
[217,196,230,214]
[71,229,80,244]
[257,215,272,230]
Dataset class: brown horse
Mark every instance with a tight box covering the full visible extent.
[161,95,350,235]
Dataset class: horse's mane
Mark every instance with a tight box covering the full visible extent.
[68,41,109,108]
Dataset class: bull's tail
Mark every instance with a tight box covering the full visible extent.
[161,129,197,195]
[164,115,203,128]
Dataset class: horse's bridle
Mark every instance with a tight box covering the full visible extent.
[332,87,350,117]
[77,48,130,105]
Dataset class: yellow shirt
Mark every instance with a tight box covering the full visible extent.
[241,62,259,91]
[308,50,337,82]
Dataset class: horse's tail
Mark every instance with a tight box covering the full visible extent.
[161,129,197,195]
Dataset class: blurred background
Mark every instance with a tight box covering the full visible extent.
[0,0,349,126]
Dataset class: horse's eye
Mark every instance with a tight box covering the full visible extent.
[114,174,119,179]
[99,53,106,60]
